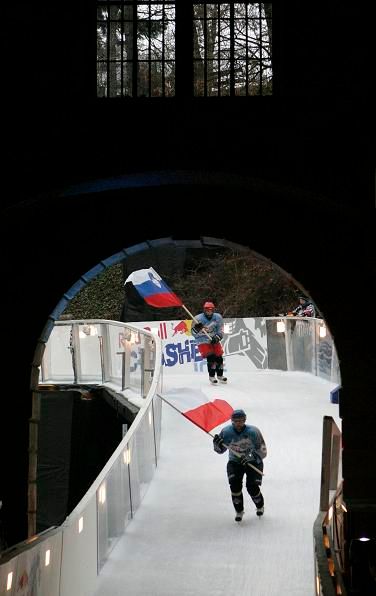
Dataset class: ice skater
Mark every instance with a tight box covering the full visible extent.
[213,409,267,522]
[191,301,227,384]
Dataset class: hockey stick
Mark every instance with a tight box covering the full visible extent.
[208,431,264,476]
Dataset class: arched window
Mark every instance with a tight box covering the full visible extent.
[96,2,272,97]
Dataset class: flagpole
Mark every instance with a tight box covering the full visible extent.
[159,394,186,416]
[181,304,213,341]
[158,394,264,476]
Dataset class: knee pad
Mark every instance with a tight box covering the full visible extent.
[247,486,261,498]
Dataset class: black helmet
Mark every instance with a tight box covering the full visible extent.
[231,409,246,421]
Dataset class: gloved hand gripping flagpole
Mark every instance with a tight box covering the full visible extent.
[181,304,213,342]
[159,394,264,477]
[209,431,264,476]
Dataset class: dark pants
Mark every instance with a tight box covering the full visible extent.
[206,353,224,378]
[227,460,264,512]
[197,344,224,378]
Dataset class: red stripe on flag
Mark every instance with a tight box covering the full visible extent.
[183,399,233,433]
[144,292,182,308]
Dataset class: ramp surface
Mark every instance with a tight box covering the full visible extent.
[93,371,339,596]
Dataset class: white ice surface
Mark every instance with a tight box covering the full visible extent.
[93,371,340,596]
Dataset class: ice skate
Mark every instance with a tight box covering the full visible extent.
[235,510,244,522]
[218,376,227,384]
[209,377,218,384]
[256,506,264,517]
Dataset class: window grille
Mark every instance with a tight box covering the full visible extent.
[96,2,272,98]
[97,1,176,97]
[193,3,272,96]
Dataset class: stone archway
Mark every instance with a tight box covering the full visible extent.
[2,170,373,549]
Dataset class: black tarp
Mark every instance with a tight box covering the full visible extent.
[36,389,130,533]
[36,391,74,532]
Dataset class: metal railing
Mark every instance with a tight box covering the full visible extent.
[0,321,162,596]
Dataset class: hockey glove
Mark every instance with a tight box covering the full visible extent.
[213,435,226,453]
[240,453,255,466]
[213,434,224,449]
[211,334,221,344]
[192,322,204,333]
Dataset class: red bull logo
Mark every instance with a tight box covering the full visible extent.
[172,320,192,336]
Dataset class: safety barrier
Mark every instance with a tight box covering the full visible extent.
[314,417,346,595]
[1,321,162,595]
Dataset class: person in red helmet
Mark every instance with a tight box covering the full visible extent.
[191,301,227,384]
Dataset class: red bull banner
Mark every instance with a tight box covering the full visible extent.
[129,318,268,376]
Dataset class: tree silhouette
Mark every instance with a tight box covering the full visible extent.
[97,2,272,97]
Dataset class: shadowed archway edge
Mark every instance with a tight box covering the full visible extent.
[58,169,344,213]
[61,170,285,196]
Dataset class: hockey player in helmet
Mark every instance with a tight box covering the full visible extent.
[191,301,227,384]
[213,409,267,521]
